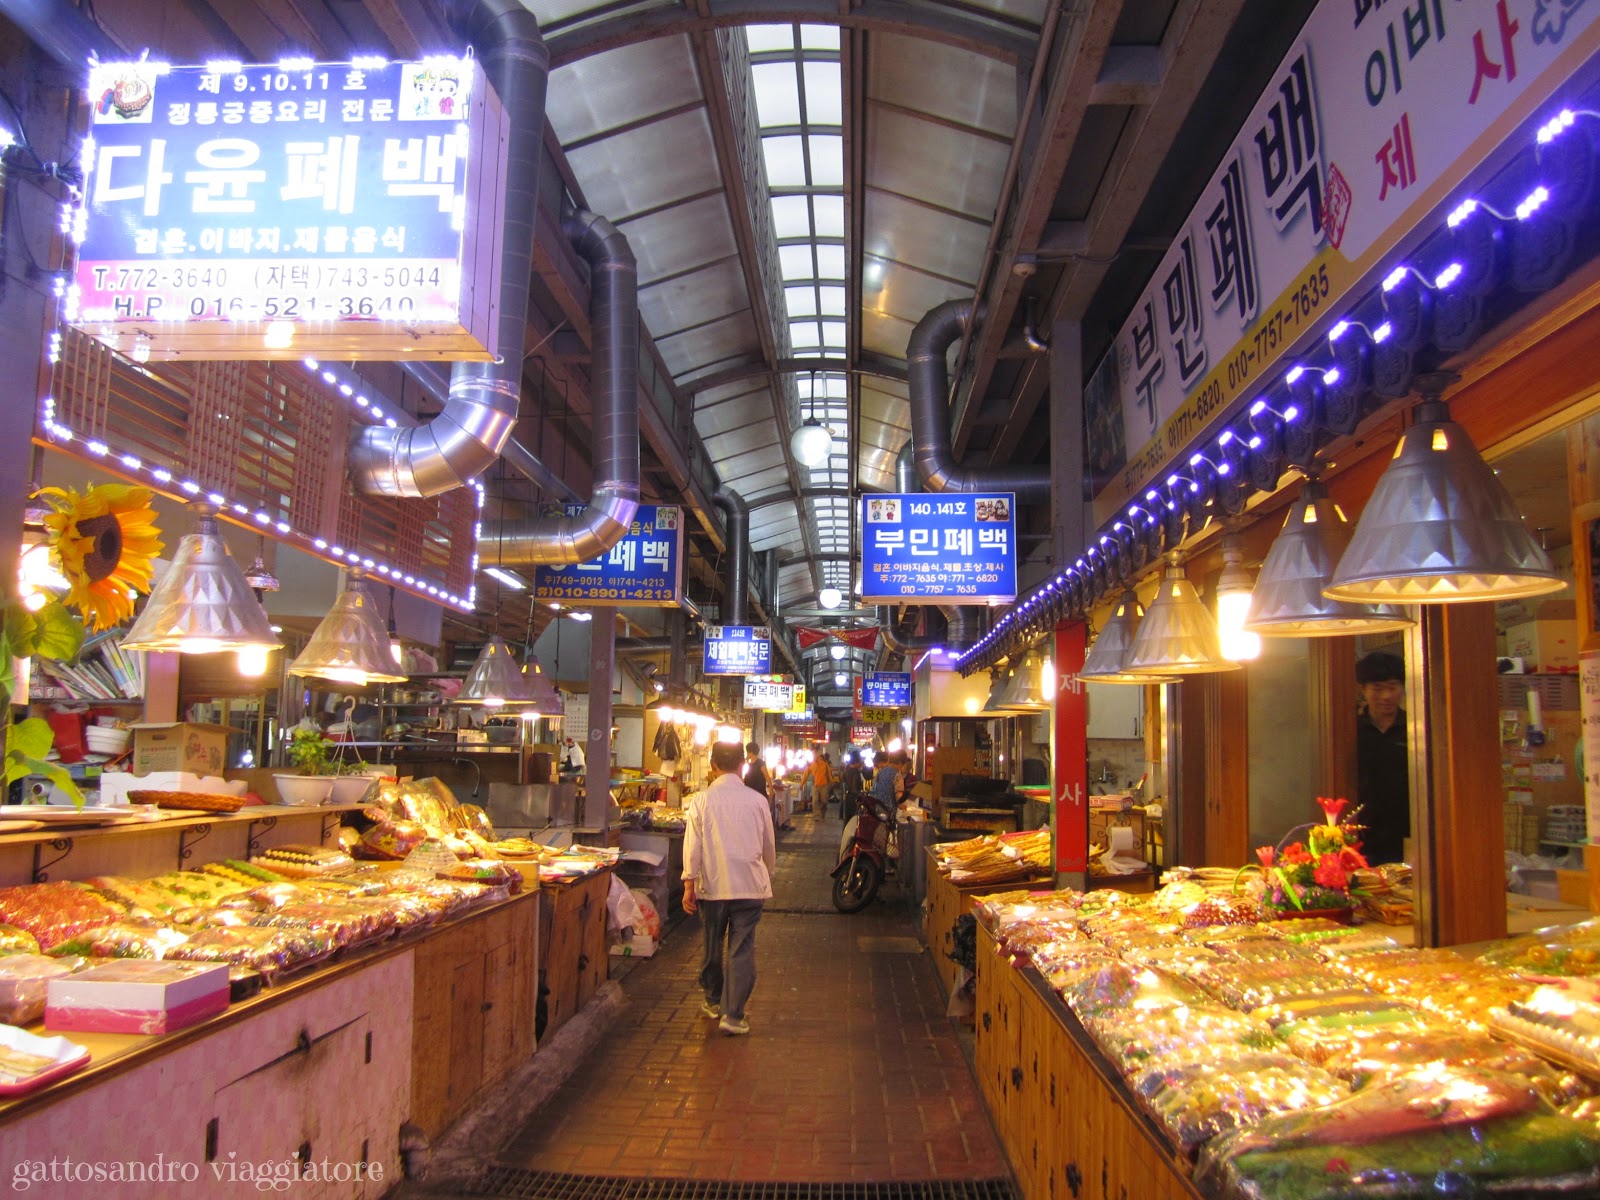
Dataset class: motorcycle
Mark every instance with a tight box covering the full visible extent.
[831,792,897,912]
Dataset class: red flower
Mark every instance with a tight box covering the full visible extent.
[1255,845,1275,869]
[1316,796,1349,824]
[1314,858,1349,890]
[1280,843,1313,866]
[1339,847,1369,872]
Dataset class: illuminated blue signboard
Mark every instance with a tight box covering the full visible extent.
[70,57,505,359]
[704,626,772,676]
[860,493,1016,602]
[532,506,683,608]
[862,671,911,710]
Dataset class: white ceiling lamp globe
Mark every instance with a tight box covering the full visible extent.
[829,642,847,660]
[791,419,834,467]
[834,672,848,687]
[818,587,842,609]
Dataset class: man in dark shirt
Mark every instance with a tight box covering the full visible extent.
[1355,651,1409,865]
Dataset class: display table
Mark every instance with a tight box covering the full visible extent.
[923,852,1051,1000]
[975,925,1202,1200]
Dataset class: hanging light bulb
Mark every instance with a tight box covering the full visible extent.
[1124,560,1239,675]
[1215,535,1262,662]
[1244,480,1414,635]
[791,419,834,467]
[834,671,848,687]
[236,645,271,677]
[829,642,847,660]
[818,587,843,609]
[1325,388,1563,603]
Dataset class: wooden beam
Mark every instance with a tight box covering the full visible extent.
[1089,45,1163,106]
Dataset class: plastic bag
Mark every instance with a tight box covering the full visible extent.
[630,888,661,941]
[606,874,644,934]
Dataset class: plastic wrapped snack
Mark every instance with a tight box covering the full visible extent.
[48,918,189,960]
[0,926,41,957]
[166,924,331,979]
[249,845,356,879]
[0,954,82,1025]
[1060,964,1207,1021]
[1086,1005,1278,1077]
[1188,958,1363,1011]
[353,818,427,862]
[1322,1028,1589,1105]
[365,776,466,837]
[1196,1066,1600,1199]
[0,883,127,951]
[1275,1006,1440,1065]
[437,858,520,889]
[1148,1058,1346,1150]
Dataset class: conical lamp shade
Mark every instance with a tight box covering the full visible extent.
[1244,482,1414,635]
[979,670,1013,715]
[288,575,407,684]
[1124,564,1240,675]
[458,635,534,706]
[1079,591,1177,684]
[1325,400,1563,603]
[996,651,1050,710]
[121,502,282,654]
[522,654,565,720]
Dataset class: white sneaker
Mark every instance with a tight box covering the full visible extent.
[700,1000,721,1019]
[719,1016,750,1036]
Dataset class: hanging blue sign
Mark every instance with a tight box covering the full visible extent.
[862,671,911,710]
[860,493,1016,602]
[70,56,506,360]
[703,626,772,676]
[532,506,683,607]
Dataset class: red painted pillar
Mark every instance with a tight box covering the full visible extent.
[1053,619,1089,887]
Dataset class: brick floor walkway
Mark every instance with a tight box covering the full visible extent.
[494,805,1010,1183]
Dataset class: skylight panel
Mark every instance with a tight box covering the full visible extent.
[790,320,822,350]
[762,135,808,186]
[821,322,847,349]
[778,244,815,281]
[803,62,843,125]
[799,25,840,49]
[808,134,844,186]
[813,195,845,238]
[751,62,802,127]
[771,195,812,239]
[816,244,846,279]
[746,25,795,51]
[819,285,846,316]
[785,286,819,318]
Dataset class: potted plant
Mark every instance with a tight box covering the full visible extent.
[275,726,377,806]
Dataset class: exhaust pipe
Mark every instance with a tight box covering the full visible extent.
[878,606,945,654]
[711,487,750,626]
[491,207,640,564]
[350,0,549,498]
[908,299,1050,501]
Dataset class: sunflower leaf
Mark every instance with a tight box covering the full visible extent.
[32,601,85,663]
[7,716,55,763]
[6,755,84,808]
[3,603,39,660]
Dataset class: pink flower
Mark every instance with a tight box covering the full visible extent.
[1316,796,1349,824]
[1255,845,1275,869]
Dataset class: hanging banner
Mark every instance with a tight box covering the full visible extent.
[70,57,507,360]
[863,671,912,710]
[1086,0,1600,526]
[859,492,1017,602]
[532,506,683,607]
[796,626,880,651]
[743,675,793,711]
[703,625,772,676]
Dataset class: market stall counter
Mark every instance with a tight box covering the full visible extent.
[924,829,1052,1000]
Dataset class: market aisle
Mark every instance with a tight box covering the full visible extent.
[483,805,1012,1187]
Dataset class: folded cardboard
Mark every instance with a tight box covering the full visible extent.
[46,960,229,1035]
[1505,613,1579,674]
[129,722,233,776]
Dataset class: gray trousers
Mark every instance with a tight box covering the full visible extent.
[697,898,764,1020]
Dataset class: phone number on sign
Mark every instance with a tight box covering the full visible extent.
[73,260,457,322]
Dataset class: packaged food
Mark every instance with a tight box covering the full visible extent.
[47,918,189,960]
[0,955,81,1025]
[1197,1066,1600,1199]
[165,925,318,979]
[1148,1059,1346,1150]
[0,926,41,957]
[0,883,127,951]
[353,818,427,861]
[249,845,355,879]
[438,859,520,889]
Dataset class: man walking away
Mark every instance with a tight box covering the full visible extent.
[683,740,776,1036]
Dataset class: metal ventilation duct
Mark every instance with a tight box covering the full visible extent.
[939,604,982,651]
[895,440,921,493]
[878,606,943,654]
[491,206,641,564]
[712,487,750,626]
[350,0,549,499]
[908,299,1050,502]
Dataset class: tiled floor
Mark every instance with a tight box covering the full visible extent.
[494,805,1011,1183]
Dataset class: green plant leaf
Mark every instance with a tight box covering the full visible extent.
[32,602,85,662]
[1273,866,1307,911]
[13,757,84,808]
[8,716,55,764]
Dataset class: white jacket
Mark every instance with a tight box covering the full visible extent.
[683,772,776,900]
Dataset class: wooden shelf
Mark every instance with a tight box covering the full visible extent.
[0,803,368,852]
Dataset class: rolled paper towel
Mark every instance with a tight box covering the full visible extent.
[1108,825,1136,854]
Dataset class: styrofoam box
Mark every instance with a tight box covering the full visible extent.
[97,771,248,807]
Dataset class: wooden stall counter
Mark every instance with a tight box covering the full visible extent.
[538,864,615,1041]
[923,849,1051,1000]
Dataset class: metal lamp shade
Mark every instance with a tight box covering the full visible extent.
[521,654,566,720]
[287,577,407,685]
[121,503,282,654]
[1124,565,1240,675]
[458,635,535,706]
[1325,401,1563,603]
[1078,591,1177,684]
[995,651,1050,710]
[1244,481,1414,635]
[979,669,1014,715]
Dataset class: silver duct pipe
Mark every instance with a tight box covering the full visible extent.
[350,0,547,497]
[711,487,749,626]
[939,603,981,650]
[667,611,687,688]
[492,206,641,564]
[908,299,1050,501]
[401,361,578,501]
[618,635,700,658]
[895,440,922,493]
[0,0,120,67]
[878,606,945,654]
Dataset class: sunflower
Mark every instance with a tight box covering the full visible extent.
[36,483,164,632]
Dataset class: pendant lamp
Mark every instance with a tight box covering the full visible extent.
[1214,535,1262,662]
[1244,481,1414,635]
[1325,392,1563,603]
[521,654,566,720]
[457,635,535,707]
[287,569,407,685]
[978,668,1012,715]
[1124,561,1240,675]
[121,502,282,655]
[1078,590,1177,684]
[996,650,1051,710]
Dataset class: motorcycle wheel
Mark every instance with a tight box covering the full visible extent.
[832,856,882,913]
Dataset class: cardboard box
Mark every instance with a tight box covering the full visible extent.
[128,722,232,776]
[1557,869,1593,909]
[46,960,229,1035]
[1505,601,1578,674]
